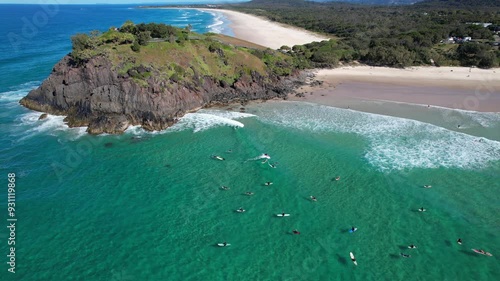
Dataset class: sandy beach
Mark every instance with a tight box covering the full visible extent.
[291,67,500,112]
[202,8,500,112]
[161,7,500,112]
[203,9,330,49]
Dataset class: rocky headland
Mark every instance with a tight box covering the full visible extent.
[20,23,305,134]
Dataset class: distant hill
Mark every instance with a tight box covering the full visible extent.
[415,0,500,8]
[308,0,421,5]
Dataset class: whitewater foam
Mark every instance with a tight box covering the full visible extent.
[251,102,500,171]
[0,81,40,104]
[170,112,249,133]
[17,112,87,141]
[124,110,256,135]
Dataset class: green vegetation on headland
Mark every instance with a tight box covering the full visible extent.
[21,22,309,134]
[70,21,299,87]
[218,0,500,68]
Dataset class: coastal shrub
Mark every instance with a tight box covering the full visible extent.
[100,30,134,45]
[137,31,152,46]
[119,20,136,34]
[131,42,141,53]
[455,43,493,67]
[71,34,91,51]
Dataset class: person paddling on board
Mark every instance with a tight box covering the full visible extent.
[408,244,417,249]
[335,176,340,181]
[457,238,462,245]
[292,229,300,235]
[400,253,411,258]
[351,227,357,232]
[245,192,254,196]
[282,213,285,216]
[237,207,245,212]
[310,196,317,202]
[223,242,227,247]
[418,207,426,212]
[264,182,273,186]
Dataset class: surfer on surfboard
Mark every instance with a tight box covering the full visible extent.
[350,252,357,265]
[292,229,300,235]
[457,238,462,245]
[212,155,225,161]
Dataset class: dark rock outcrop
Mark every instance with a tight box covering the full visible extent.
[20,55,304,134]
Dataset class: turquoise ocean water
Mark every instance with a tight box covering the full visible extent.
[0,4,499,281]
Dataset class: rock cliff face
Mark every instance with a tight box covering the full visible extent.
[20,55,303,134]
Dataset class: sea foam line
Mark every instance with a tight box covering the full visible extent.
[252,101,500,171]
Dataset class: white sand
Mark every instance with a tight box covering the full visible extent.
[163,7,500,111]
[202,9,330,49]
[315,66,500,86]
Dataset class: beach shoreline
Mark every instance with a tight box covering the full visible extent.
[290,67,500,113]
[201,8,330,49]
[150,7,500,113]
[204,8,500,113]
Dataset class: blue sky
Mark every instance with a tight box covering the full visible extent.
[0,0,247,4]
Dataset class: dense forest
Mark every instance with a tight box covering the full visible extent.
[220,0,500,68]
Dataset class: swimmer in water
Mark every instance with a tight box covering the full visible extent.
[408,244,417,249]
[335,176,340,181]
[292,229,300,235]
[245,192,254,196]
[400,253,411,258]
[457,238,462,245]
[264,182,273,186]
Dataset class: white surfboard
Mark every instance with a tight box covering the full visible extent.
[350,252,357,266]
[276,214,290,217]
[217,243,231,247]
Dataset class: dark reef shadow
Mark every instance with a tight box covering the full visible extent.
[104,142,113,148]
[398,245,408,250]
[444,240,452,247]
[164,164,171,168]
[336,254,347,265]
[389,254,400,259]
